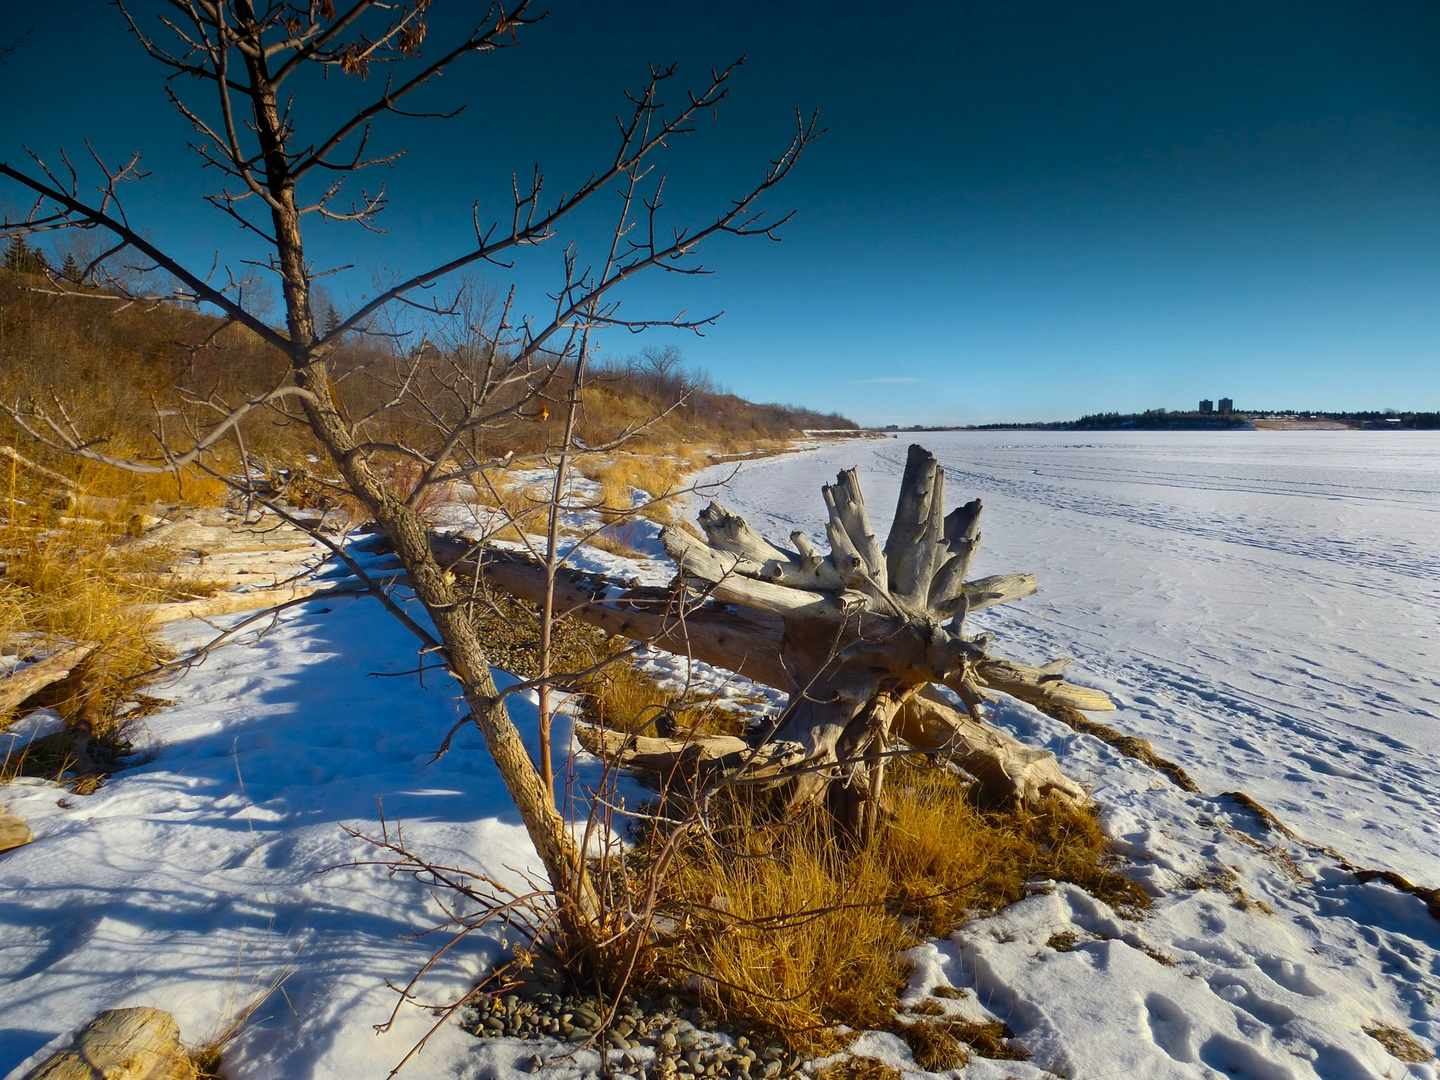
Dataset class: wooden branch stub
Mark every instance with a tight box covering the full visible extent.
[896,689,1087,808]
[658,526,845,616]
[822,468,887,589]
[949,573,1038,616]
[972,659,1116,713]
[23,1007,195,1080]
[928,498,983,610]
[695,506,846,590]
[791,531,823,572]
[697,502,794,565]
[884,443,945,604]
[574,724,806,780]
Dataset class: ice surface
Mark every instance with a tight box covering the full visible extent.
[699,431,1440,883]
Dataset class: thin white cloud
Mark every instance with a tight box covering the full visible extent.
[852,377,922,384]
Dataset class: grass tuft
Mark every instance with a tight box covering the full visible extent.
[898,1020,969,1071]
[627,755,1147,1053]
[812,1057,902,1080]
[582,454,689,524]
[1364,1023,1433,1063]
[580,655,753,740]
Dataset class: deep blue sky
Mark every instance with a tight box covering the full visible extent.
[3,2,1437,424]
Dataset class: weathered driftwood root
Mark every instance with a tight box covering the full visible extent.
[435,444,1115,827]
[434,540,1086,810]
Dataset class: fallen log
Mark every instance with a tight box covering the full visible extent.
[141,584,327,626]
[0,643,97,717]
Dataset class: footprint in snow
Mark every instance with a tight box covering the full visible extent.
[1256,957,1326,997]
[1198,1032,1298,1080]
[1142,991,1196,1063]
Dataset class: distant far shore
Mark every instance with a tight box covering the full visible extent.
[872,410,1438,433]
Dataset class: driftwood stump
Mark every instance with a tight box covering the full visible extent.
[439,444,1111,827]
[641,444,1111,836]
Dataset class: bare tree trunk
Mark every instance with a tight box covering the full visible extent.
[537,353,590,805]
[233,15,599,925]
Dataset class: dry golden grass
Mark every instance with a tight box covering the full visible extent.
[584,527,643,559]
[1,456,227,736]
[465,472,552,544]
[650,806,911,1049]
[582,453,690,525]
[629,757,1147,1053]
[898,1020,969,1071]
[812,1057,902,1080]
[580,657,752,740]
[1364,1023,1433,1063]
[943,1019,1031,1060]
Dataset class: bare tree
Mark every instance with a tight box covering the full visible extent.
[0,0,818,954]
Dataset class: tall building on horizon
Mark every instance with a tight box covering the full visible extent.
[1199,399,1214,414]
[1219,397,1234,414]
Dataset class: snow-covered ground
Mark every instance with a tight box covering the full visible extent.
[3,431,1439,1079]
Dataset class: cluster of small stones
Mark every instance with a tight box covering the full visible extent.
[465,991,805,1080]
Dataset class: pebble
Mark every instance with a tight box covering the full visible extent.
[464,985,806,1080]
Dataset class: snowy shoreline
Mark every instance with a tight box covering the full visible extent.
[4,431,1438,1080]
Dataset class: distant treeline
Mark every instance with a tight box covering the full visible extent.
[960,408,1440,432]
[1246,409,1440,429]
[946,409,1249,431]
[1069,410,1251,431]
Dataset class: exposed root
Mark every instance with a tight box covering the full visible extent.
[1035,701,1199,792]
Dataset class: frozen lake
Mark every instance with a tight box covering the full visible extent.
[707,430,1440,884]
